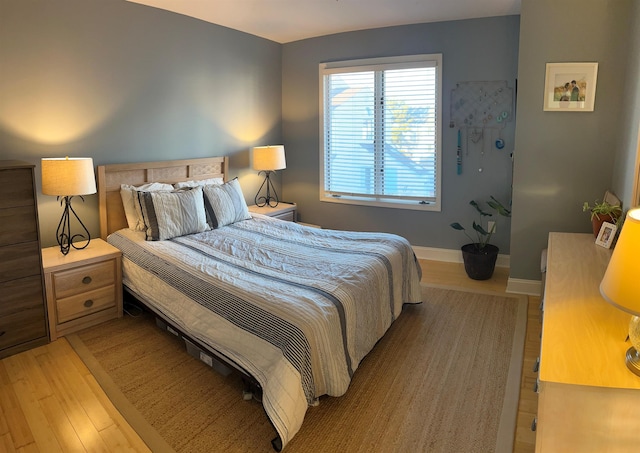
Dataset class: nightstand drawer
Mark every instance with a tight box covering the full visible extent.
[56,285,117,324]
[273,210,295,221]
[52,260,116,299]
[248,203,297,222]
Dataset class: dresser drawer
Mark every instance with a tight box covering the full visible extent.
[0,167,35,209]
[0,241,41,283]
[0,275,44,317]
[56,285,116,324]
[0,206,39,247]
[0,276,47,351]
[52,260,116,299]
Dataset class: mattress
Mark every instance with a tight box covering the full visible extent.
[107,214,423,448]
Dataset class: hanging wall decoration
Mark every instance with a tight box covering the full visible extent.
[450,80,514,173]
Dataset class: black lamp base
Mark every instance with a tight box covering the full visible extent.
[254,170,280,208]
[56,195,91,255]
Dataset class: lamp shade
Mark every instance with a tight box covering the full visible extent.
[252,145,286,171]
[42,157,96,196]
[600,208,640,316]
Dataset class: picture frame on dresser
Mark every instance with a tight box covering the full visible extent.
[595,221,617,248]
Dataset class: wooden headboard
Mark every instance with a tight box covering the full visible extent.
[97,156,229,240]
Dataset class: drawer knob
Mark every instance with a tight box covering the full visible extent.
[82,276,92,284]
[84,299,94,308]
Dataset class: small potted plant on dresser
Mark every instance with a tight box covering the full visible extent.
[450,197,511,280]
[583,193,623,238]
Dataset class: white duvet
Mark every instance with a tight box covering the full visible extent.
[108,214,422,449]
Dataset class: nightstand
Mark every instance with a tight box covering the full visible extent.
[42,238,123,340]
[248,202,297,222]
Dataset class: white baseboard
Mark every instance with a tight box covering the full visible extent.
[412,245,542,296]
[506,278,541,296]
[412,245,510,268]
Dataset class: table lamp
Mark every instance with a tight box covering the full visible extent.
[600,207,640,376]
[252,145,286,207]
[41,157,97,255]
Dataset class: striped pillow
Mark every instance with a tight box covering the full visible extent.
[120,182,174,231]
[138,187,209,241]
[202,178,251,229]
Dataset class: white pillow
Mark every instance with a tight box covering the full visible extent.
[173,177,224,189]
[137,186,209,241]
[202,178,251,229]
[120,182,174,231]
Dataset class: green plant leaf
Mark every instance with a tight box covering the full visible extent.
[452,197,510,249]
[487,196,511,217]
[472,221,489,235]
[470,200,492,217]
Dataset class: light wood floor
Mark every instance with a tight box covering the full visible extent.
[0,260,539,452]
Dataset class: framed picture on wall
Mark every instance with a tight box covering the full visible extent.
[543,62,598,112]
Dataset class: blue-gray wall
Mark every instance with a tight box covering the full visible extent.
[2,1,638,283]
[510,0,638,281]
[282,16,520,254]
[612,0,640,209]
[0,0,282,247]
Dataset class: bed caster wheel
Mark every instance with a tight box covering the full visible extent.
[271,436,283,452]
[242,390,253,401]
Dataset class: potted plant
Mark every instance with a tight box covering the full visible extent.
[582,200,622,238]
[450,197,511,280]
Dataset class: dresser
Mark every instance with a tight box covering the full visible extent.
[0,161,49,359]
[536,232,640,451]
[42,238,122,340]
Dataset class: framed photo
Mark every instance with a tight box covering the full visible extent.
[595,221,617,249]
[543,62,598,112]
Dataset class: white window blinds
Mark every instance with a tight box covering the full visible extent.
[320,54,442,210]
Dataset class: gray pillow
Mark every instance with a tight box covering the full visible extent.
[138,186,209,240]
[202,178,251,229]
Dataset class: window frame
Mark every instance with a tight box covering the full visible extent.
[319,54,442,212]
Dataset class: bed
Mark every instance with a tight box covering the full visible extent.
[97,157,423,450]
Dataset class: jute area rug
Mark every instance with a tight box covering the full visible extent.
[68,285,527,453]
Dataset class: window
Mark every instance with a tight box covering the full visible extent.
[320,54,442,211]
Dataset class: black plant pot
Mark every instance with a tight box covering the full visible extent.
[461,243,499,280]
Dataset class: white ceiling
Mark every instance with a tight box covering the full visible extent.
[127,0,521,44]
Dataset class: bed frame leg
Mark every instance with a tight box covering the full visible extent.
[241,377,262,402]
[271,436,283,452]
[242,390,253,401]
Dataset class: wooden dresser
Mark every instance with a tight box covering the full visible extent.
[0,160,49,358]
[536,232,640,451]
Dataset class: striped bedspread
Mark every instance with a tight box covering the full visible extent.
[108,215,423,449]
